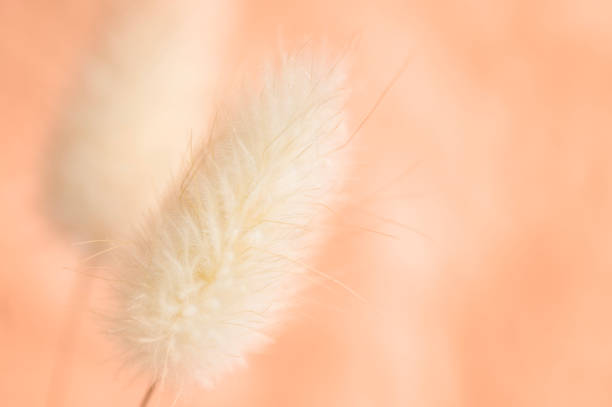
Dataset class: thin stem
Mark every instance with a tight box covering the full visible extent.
[140,382,157,407]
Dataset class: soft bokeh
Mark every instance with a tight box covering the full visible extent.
[2,0,612,406]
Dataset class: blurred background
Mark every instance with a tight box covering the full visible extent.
[2,0,612,405]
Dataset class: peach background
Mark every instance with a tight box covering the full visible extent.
[2,0,612,406]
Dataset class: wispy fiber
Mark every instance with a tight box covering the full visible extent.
[110,54,348,387]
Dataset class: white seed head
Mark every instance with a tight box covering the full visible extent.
[110,54,348,386]
[45,1,225,240]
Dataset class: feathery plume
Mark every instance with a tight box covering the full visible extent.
[109,54,348,388]
[45,1,226,241]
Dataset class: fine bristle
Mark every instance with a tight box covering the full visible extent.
[109,54,348,387]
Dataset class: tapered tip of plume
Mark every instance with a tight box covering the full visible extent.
[108,52,349,387]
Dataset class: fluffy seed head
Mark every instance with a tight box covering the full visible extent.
[110,54,348,387]
[45,1,224,240]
